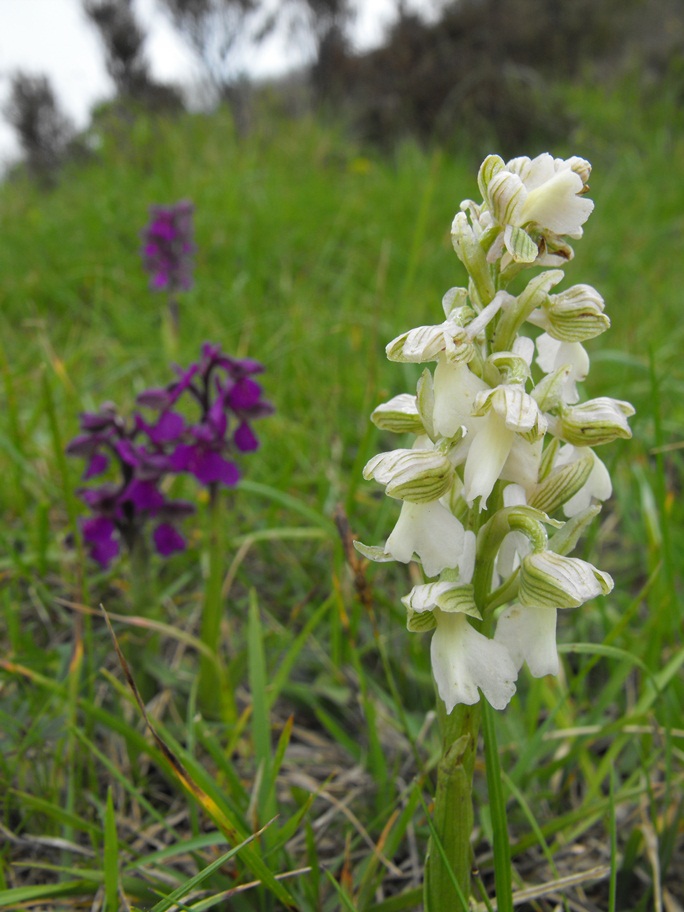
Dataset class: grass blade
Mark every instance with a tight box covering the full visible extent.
[0,881,93,907]
[481,700,513,912]
[102,606,296,907]
[148,826,273,912]
[247,589,278,834]
[103,787,119,911]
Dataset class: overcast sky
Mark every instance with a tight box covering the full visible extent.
[0,0,438,167]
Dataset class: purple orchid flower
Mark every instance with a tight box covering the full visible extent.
[66,401,194,568]
[67,342,273,570]
[137,342,274,488]
[141,200,195,295]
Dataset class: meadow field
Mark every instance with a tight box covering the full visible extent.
[0,77,683,910]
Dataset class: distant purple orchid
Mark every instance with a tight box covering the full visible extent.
[141,200,195,295]
[67,344,273,569]
[67,402,195,568]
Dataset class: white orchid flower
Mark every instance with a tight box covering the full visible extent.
[494,604,559,678]
[371,393,425,435]
[462,384,547,509]
[361,149,631,718]
[384,500,466,577]
[504,153,593,235]
[386,292,507,365]
[431,611,518,712]
[495,484,532,579]
[559,397,635,447]
[478,153,594,266]
[432,358,489,440]
[552,444,612,516]
[403,555,518,711]
[536,333,589,405]
[498,547,613,678]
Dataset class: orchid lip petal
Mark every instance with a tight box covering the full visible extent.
[385,500,465,577]
[462,412,515,509]
[431,612,518,712]
[494,604,559,677]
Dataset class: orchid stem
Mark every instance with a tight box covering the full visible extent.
[198,488,236,721]
[424,700,481,910]
[129,536,153,616]
[162,295,180,360]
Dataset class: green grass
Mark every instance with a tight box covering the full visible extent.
[0,79,683,910]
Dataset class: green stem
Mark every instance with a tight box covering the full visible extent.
[198,489,235,721]
[127,535,162,700]
[129,535,154,616]
[491,269,561,353]
[467,251,496,311]
[162,293,180,360]
[453,222,496,309]
[481,700,514,912]
[424,701,481,911]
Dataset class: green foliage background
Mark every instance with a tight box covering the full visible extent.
[0,75,682,909]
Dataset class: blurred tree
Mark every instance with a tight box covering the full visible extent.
[306,0,355,103]
[156,0,276,134]
[83,0,182,109]
[300,0,353,45]
[3,72,76,184]
[347,0,641,154]
[83,0,151,96]
[283,0,355,104]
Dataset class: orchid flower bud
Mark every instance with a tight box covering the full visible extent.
[529,284,610,342]
[371,394,425,434]
[559,397,635,446]
[363,443,454,503]
[519,551,613,609]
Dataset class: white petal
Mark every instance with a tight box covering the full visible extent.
[560,397,634,446]
[459,530,477,583]
[463,412,514,508]
[442,286,469,318]
[520,168,593,235]
[431,612,518,712]
[385,500,465,577]
[402,580,458,613]
[512,335,535,366]
[371,394,422,434]
[485,385,546,435]
[494,604,559,677]
[386,321,460,363]
[363,444,453,502]
[493,485,532,578]
[554,445,613,516]
[507,153,556,189]
[486,231,506,264]
[562,156,592,185]
[500,435,543,489]
[504,484,527,507]
[402,580,479,618]
[433,358,488,439]
[497,530,531,578]
[503,224,538,263]
[486,170,527,226]
[536,334,589,404]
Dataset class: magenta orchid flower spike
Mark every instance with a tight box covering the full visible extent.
[67,343,273,568]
